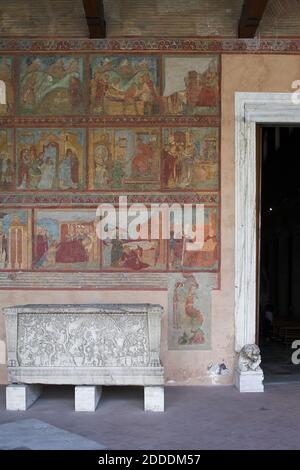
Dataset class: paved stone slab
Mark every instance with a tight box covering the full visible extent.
[0,418,106,450]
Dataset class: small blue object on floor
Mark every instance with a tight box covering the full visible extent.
[0,418,106,450]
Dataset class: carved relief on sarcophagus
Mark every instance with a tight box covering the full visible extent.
[3,303,164,386]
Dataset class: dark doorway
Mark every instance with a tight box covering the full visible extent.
[259,126,300,383]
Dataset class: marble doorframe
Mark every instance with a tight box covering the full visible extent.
[235,92,300,351]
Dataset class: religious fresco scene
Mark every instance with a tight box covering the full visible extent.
[0,209,31,270]
[162,56,219,115]
[16,128,86,190]
[33,209,100,271]
[0,56,13,115]
[0,129,14,191]
[162,127,219,190]
[168,206,218,271]
[90,55,160,115]
[0,50,221,352]
[168,272,217,350]
[17,56,85,115]
[88,128,160,190]
[99,208,167,271]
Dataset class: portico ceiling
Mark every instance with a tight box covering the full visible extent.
[0,1,299,38]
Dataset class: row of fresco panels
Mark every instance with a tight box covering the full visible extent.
[0,127,219,191]
[0,208,219,272]
[0,55,219,116]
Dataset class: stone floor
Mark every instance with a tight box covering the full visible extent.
[0,383,300,450]
[0,418,106,450]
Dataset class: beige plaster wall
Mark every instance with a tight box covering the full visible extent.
[218,53,300,385]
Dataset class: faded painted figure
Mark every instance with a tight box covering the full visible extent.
[16,128,85,190]
[90,56,160,115]
[173,274,204,335]
[89,128,160,191]
[162,128,218,190]
[163,56,219,115]
[0,57,14,115]
[0,129,14,190]
[169,273,217,350]
[0,210,31,270]
[18,56,85,115]
[34,210,100,271]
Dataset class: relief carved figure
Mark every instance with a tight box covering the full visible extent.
[17,313,150,368]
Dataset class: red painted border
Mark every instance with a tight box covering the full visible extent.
[0,37,300,53]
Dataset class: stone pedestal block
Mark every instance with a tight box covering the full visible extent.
[235,368,264,393]
[75,386,102,412]
[144,386,164,412]
[6,384,42,410]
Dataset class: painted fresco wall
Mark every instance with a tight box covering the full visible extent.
[0,44,220,382]
[1,38,298,385]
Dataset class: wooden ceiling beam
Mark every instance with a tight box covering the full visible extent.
[238,0,269,38]
[83,0,106,39]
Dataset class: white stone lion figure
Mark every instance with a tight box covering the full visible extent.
[238,344,262,372]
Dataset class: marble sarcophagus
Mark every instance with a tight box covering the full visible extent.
[3,303,164,411]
